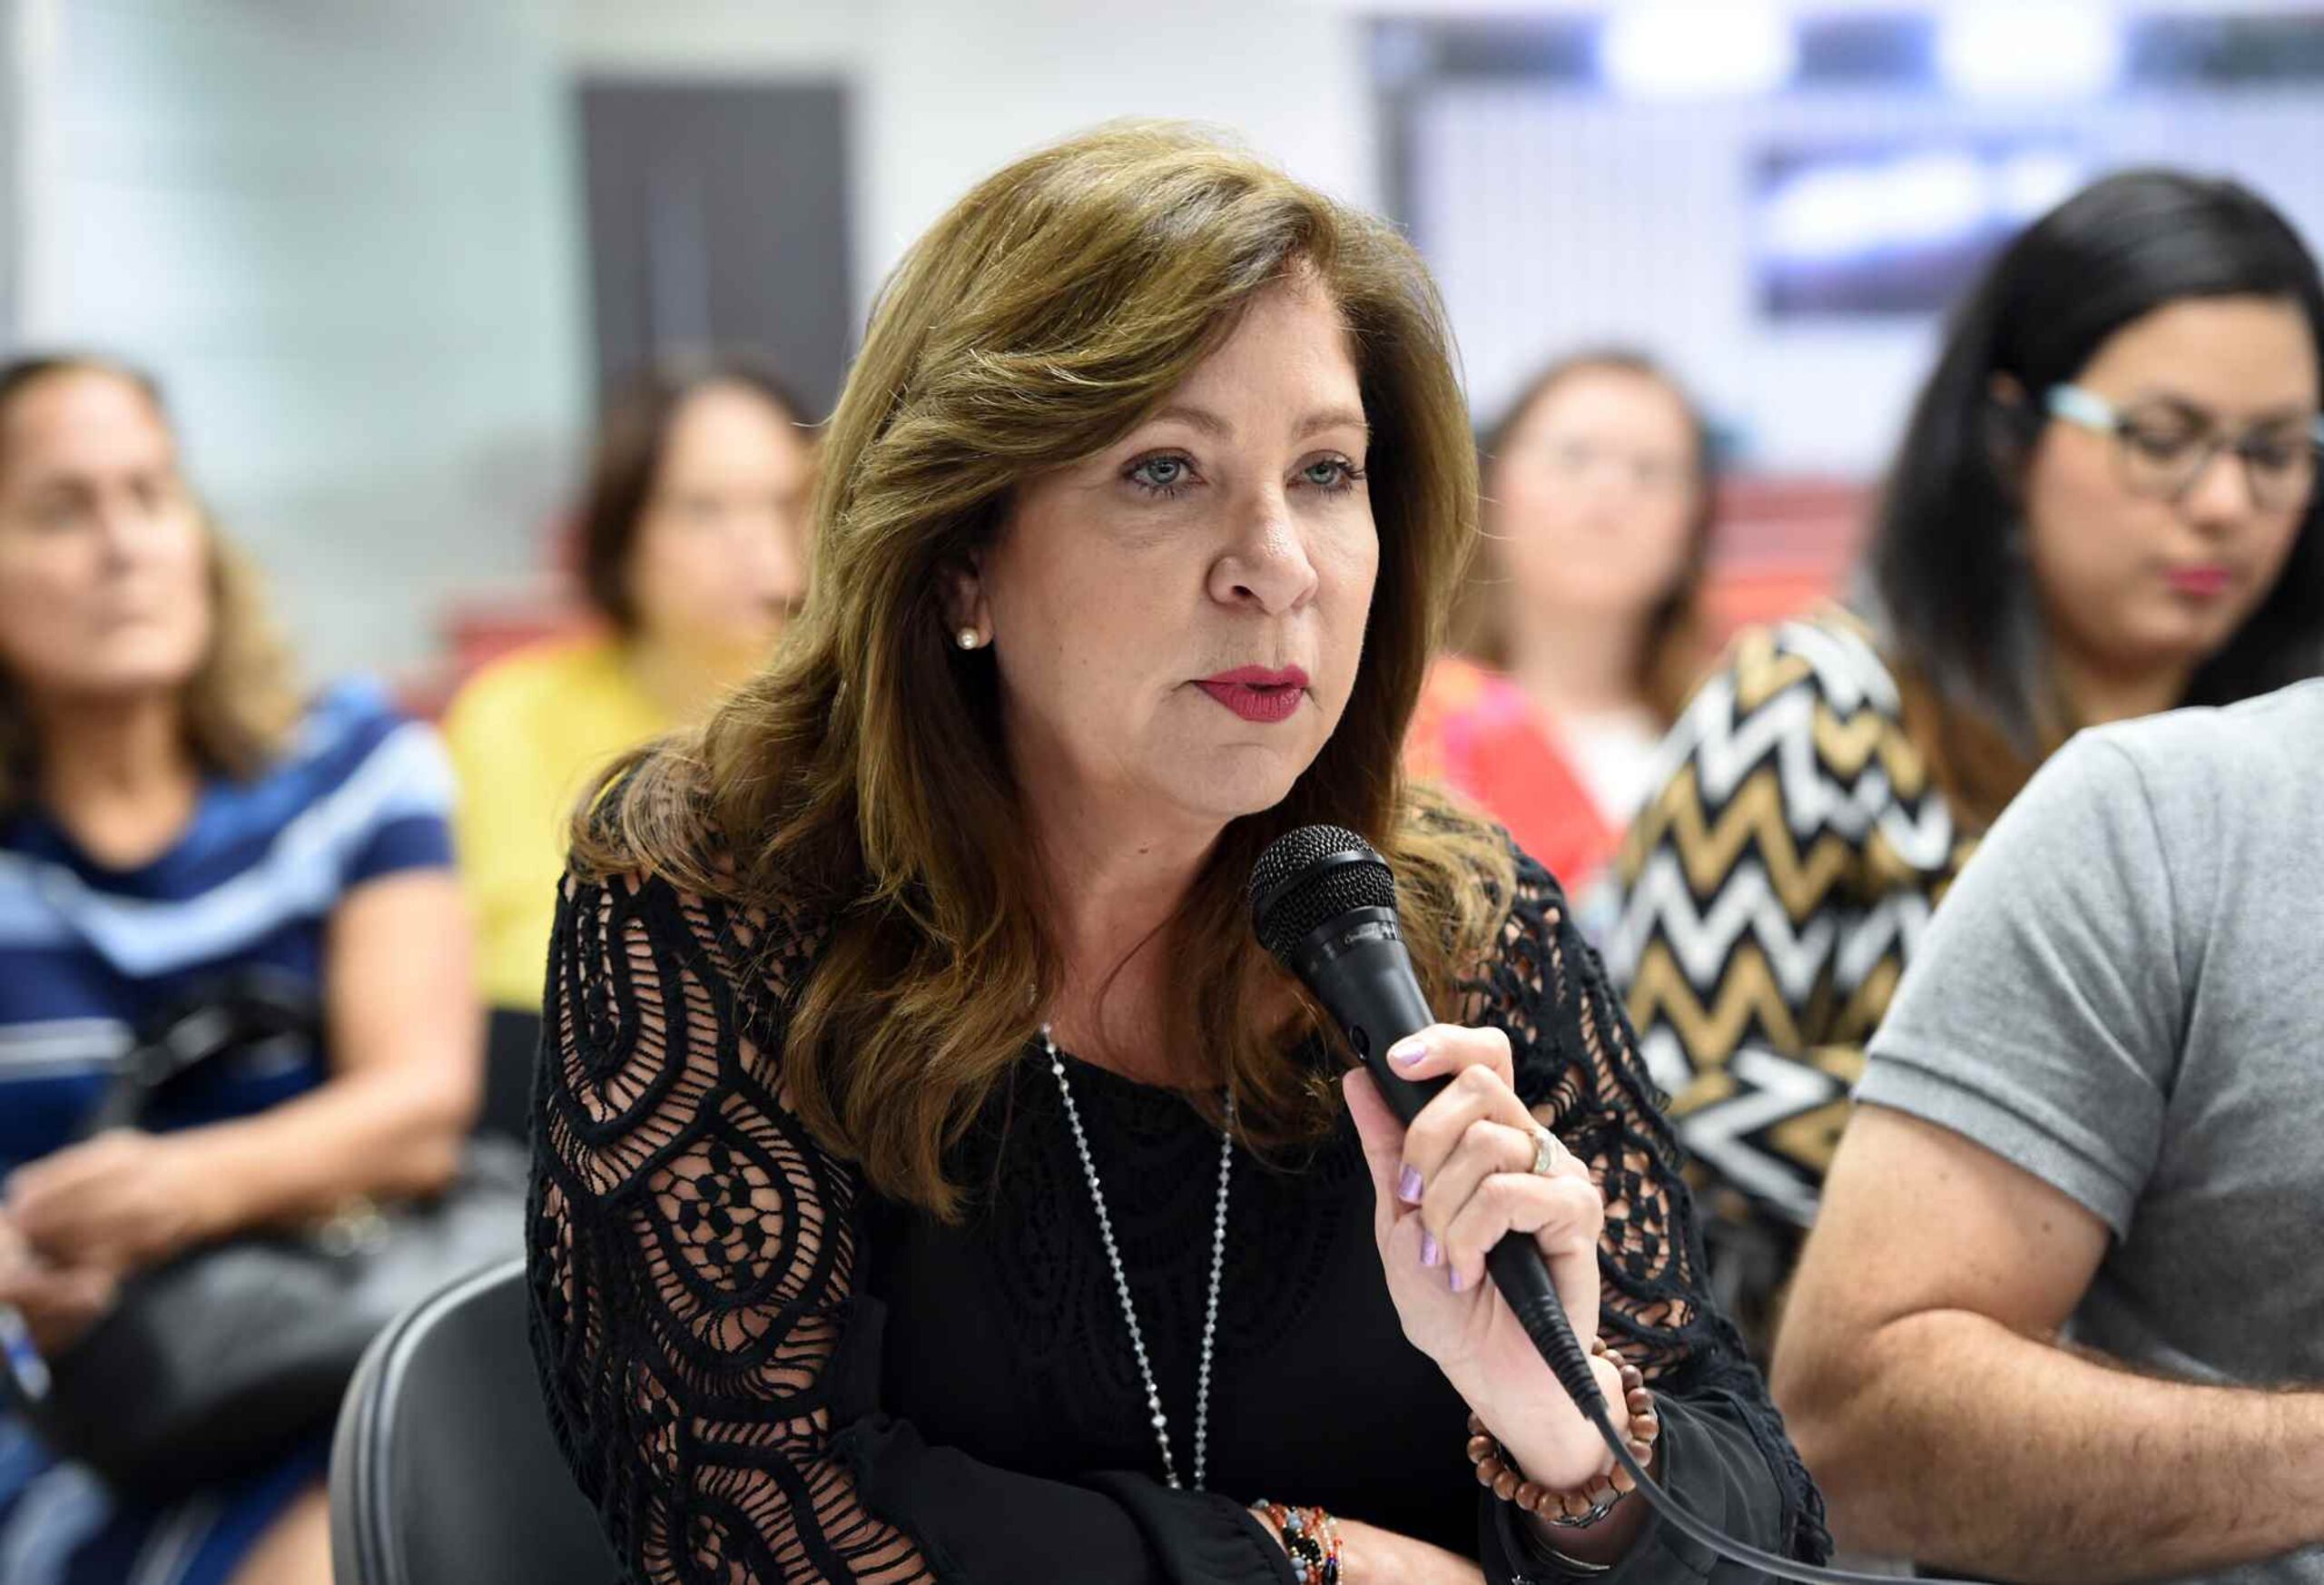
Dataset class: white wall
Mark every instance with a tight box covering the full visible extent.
[0,0,18,347]
[1410,85,2324,472]
[855,0,1377,308]
[560,0,1378,327]
[15,0,587,678]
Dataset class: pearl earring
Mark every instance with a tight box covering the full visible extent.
[956,627,982,651]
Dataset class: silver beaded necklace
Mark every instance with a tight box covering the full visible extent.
[1040,1024,1235,1492]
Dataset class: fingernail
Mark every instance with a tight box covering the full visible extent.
[1449,1266,1466,1294]
[1396,1165,1423,1205]
[1386,1037,1427,1068]
[1420,1232,1442,1268]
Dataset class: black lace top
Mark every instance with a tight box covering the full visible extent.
[527,845,1828,1583]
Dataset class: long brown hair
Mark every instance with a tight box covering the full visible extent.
[0,357,300,807]
[574,123,1514,1218]
[1456,349,1717,726]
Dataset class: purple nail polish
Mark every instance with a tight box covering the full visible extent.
[1420,1232,1442,1267]
[1387,1038,1427,1068]
[1449,1266,1465,1294]
[1396,1165,1423,1205]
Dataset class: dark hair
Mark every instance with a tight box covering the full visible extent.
[1870,169,2324,822]
[1457,349,1718,725]
[576,356,810,631]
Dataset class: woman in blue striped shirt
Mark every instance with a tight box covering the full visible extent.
[0,357,481,1585]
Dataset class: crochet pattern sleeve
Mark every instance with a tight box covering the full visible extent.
[1467,849,1832,1573]
[526,869,1290,1585]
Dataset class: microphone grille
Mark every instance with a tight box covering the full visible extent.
[1248,823,1398,962]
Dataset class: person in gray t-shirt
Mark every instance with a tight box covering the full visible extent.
[1770,679,2324,1585]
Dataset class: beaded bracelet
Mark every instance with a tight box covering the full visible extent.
[1251,1499,1343,1585]
[1465,1335,1661,1530]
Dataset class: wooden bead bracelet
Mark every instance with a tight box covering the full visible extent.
[1465,1335,1661,1529]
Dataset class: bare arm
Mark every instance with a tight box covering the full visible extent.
[10,869,484,1274]
[1774,1104,2324,1580]
[182,868,482,1223]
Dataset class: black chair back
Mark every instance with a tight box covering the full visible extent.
[330,1257,618,1585]
[478,1008,545,1144]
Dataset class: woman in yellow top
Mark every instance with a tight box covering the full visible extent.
[443,361,814,1019]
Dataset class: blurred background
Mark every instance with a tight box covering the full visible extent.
[3,0,2319,694]
[5,10,2321,1574]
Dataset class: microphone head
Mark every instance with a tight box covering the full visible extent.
[1249,823,1398,963]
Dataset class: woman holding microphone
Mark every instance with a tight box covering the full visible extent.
[529,124,1823,1583]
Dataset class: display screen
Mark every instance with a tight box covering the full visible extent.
[1755,142,2086,318]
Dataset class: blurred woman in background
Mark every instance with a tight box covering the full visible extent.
[0,356,480,1584]
[442,359,812,1023]
[1406,351,1714,901]
[1605,170,2324,1354]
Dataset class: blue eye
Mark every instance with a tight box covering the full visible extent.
[1299,457,1365,493]
[1127,455,1195,497]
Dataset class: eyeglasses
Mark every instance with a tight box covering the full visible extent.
[2044,384,2324,514]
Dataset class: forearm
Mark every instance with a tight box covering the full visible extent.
[1790,1307,2324,1579]
[173,1061,472,1238]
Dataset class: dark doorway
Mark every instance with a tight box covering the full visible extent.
[576,79,852,418]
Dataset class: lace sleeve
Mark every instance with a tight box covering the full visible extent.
[527,869,932,1584]
[1461,849,1833,1566]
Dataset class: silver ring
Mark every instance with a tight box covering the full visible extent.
[1529,1122,1560,1177]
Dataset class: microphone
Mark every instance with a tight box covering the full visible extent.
[1246,824,1602,1417]
[1248,822,1992,1585]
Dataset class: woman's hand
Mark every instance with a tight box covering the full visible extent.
[6,1129,225,1274]
[1344,1024,1626,1493]
[0,1210,120,1354]
[1334,1516,1487,1584]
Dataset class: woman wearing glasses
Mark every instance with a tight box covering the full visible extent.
[1406,352,1716,906]
[1603,169,2324,1354]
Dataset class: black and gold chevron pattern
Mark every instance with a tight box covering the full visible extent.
[1605,609,1978,1232]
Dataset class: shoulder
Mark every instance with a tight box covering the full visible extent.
[1414,655,1519,720]
[1650,605,1915,799]
[1394,794,1571,973]
[561,750,832,992]
[1685,606,1908,731]
[240,678,453,827]
[1638,605,1945,842]
[1411,656,1530,748]
[443,635,630,742]
[296,674,428,759]
[2012,679,2324,877]
[2073,678,2324,800]
[547,859,832,1118]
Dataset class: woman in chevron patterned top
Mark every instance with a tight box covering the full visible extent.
[0,357,482,1585]
[1604,170,2324,1355]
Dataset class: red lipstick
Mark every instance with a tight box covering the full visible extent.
[2164,564,2232,599]
[1196,665,1309,724]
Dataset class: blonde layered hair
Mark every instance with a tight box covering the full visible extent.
[577,123,1513,1218]
[0,358,300,806]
